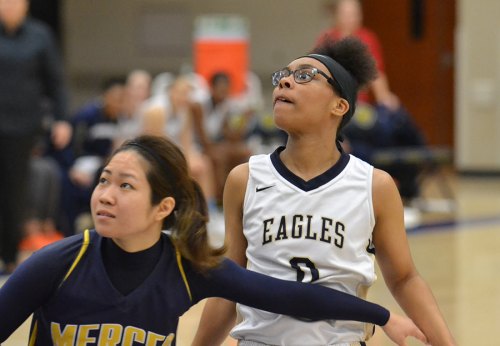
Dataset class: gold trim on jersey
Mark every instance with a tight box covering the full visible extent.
[60,229,91,285]
[29,230,91,344]
[175,248,192,302]
[28,321,38,346]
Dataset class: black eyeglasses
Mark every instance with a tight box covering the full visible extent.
[271,66,337,88]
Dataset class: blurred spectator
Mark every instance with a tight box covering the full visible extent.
[150,72,176,99]
[343,103,426,201]
[71,77,126,161]
[0,0,70,272]
[315,0,399,110]
[117,69,152,143]
[54,77,126,236]
[123,69,152,119]
[315,1,427,204]
[17,138,63,263]
[141,76,218,213]
[191,72,256,202]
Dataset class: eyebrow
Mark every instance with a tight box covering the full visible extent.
[287,63,316,69]
[102,168,139,181]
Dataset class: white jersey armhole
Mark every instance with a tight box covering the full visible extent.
[367,164,376,229]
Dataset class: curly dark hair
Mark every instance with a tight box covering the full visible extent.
[311,36,377,92]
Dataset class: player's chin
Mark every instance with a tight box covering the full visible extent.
[273,116,291,132]
[94,223,118,238]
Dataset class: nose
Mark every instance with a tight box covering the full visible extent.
[279,76,292,89]
[98,186,116,205]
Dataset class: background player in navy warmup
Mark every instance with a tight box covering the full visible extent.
[193,38,455,345]
[0,135,426,345]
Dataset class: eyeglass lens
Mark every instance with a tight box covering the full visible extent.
[272,68,316,86]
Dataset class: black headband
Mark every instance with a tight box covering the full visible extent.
[301,54,358,130]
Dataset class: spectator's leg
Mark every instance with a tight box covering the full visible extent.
[0,135,34,269]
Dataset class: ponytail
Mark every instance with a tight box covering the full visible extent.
[170,178,226,272]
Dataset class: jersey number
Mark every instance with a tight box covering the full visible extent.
[289,257,319,282]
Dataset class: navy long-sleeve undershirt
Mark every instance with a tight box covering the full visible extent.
[0,232,389,342]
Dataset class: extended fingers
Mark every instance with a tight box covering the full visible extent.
[412,326,428,345]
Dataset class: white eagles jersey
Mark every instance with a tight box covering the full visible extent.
[231,147,377,346]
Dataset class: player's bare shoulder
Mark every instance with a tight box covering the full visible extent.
[226,163,249,186]
[372,168,402,215]
[224,163,250,202]
[372,168,397,192]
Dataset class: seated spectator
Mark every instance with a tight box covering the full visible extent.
[53,77,126,235]
[141,76,218,208]
[117,69,152,144]
[123,69,152,118]
[191,72,257,202]
[139,75,223,244]
[343,102,426,201]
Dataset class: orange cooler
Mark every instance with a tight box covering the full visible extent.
[194,15,249,95]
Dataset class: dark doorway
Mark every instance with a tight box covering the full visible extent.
[362,0,455,147]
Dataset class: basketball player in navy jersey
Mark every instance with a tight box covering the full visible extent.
[193,38,455,346]
[0,135,425,345]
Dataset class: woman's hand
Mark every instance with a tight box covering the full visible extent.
[381,312,429,346]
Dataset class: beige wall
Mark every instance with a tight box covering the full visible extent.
[62,0,500,172]
[63,0,328,85]
[62,0,331,113]
[455,0,500,171]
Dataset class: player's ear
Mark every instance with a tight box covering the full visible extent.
[332,97,350,115]
[156,197,175,221]
[331,98,349,117]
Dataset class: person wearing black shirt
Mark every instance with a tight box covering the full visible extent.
[0,0,71,272]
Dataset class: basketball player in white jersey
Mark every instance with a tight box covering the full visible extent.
[193,38,455,346]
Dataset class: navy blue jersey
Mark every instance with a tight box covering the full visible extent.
[30,230,193,345]
[0,230,389,345]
